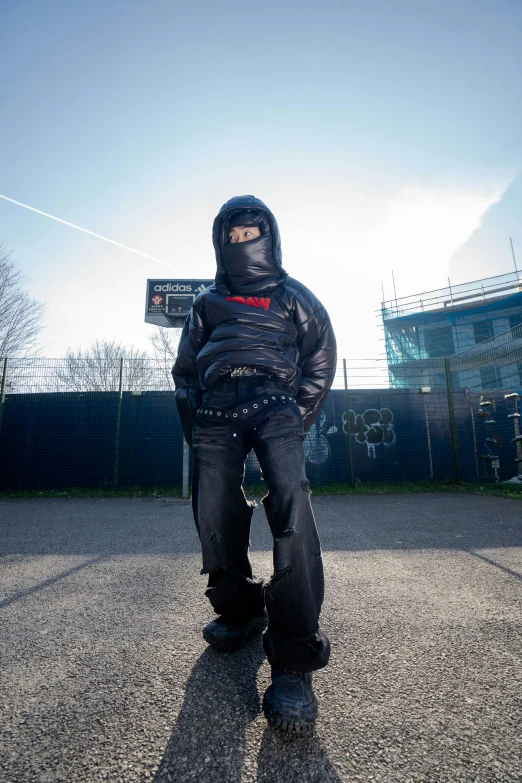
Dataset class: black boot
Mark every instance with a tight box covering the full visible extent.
[203,613,268,652]
[262,664,318,732]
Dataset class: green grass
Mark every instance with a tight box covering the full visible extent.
[1,480,522,499]
[246,480,522,499]
[311,480,522,499]
[0,485,184,499]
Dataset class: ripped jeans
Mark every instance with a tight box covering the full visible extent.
[191,375,330,673]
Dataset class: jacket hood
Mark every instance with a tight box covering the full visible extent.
[212,195,287,293]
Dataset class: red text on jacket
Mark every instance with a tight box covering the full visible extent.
[225,296,271,311]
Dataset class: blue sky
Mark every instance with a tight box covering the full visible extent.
[1,0,521,358]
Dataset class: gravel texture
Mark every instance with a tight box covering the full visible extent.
[0,493,521,783]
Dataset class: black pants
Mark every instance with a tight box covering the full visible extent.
[191,375,330,673]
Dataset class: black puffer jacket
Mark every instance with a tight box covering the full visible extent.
[172,195,337,438]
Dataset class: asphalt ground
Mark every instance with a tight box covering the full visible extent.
[1,493,521,783]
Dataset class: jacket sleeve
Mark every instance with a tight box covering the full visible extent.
[171,295,209,446]
[293,286,337,432]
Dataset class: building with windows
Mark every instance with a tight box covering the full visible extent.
[382,271,522,389]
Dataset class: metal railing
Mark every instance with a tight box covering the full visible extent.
[381,270,522,320]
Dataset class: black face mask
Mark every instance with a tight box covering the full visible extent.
[221,232,283,294]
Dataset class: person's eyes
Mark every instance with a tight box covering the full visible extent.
[229,235,237,242]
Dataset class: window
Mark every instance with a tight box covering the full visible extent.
[509,362,522,386]
[479,366,502,390]
[472,320,493,345]
[509,313,522,332]
[426,326,455,358]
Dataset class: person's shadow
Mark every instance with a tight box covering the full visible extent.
[150,637,265,782]
[149,636,343,783]
[256,727,343,783]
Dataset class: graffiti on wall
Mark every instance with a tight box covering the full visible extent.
[343,408,396,458]
[304,407,398,464]
[304,410,338,465]
[245,406,397,472]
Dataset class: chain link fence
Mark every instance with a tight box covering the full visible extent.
[1,329,521,492]
[0,357,181,491]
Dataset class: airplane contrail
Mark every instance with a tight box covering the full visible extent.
[0,193,181,270]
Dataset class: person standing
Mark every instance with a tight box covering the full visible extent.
[172,195,337,731]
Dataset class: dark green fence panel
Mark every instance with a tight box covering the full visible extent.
[0,391,184,490]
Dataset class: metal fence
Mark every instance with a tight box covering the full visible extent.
[1,331,521,492]
[0,358,184,492]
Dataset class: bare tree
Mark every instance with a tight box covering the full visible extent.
[55,339,152,392]
[0,241,45,358]
[147,325,181,390]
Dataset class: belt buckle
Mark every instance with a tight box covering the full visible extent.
[231,367,256,377]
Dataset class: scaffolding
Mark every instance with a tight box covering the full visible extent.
[382,271,522,389]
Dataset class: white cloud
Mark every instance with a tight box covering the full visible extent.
[273,181,509,359]
[29,176,511,363]
[364,184,507,297]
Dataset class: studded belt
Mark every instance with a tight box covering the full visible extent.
[196,391,295,424]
